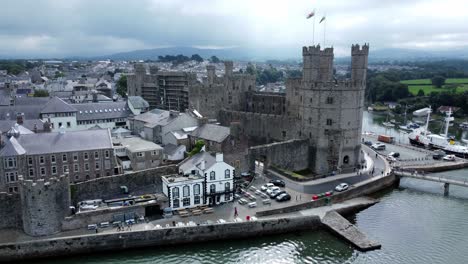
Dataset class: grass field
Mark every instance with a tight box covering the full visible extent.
[401,78,468,95]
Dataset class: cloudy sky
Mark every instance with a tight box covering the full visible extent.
[1,0,467,58]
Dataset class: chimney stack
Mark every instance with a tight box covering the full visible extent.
[16,112,24,125]
[215,153,223,163]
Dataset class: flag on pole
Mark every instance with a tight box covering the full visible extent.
[319,16,326,23]
[306,10,315,19]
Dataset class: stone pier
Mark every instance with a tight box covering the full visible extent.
[321,210,381,251]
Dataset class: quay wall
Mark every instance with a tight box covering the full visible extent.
[71,165,177,204]
[0,215,321,262]
[256,173,396,217]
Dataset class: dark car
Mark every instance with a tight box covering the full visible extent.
[364,141,372,146]
[276,193,291,202]
[388,152,400,158]
[269,179,286,187]
[270,190,286,199]
[433,150,446,160]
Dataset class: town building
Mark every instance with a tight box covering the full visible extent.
[0,129,117,193]
[112,136,163,171]
[163,143,186,161]
[189,123,231,153]
[129,108,199,145]
[162,152,234,209]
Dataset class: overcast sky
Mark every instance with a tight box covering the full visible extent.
[1,0,467,58]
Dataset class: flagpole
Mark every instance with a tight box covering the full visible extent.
[323,13,327,46]
[312,9,316,45]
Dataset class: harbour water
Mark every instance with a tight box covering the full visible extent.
[37,113,468,264]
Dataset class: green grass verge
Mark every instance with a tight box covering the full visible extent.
[401,78,468,85]
[407,84,468,96]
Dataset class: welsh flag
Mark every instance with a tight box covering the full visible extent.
[306,10,315,19]
[319,16,326,23]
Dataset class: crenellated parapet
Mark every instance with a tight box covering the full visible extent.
[351,43,370,55]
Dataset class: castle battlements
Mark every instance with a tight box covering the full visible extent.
[19,174,70,191]
[351,44,370,55]
[302,45,334,56]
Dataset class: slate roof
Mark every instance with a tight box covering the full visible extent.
[1,129,113,156]
[73,101,131,121]
[0,89,10,106]
[128,96,149,109]
[190,124,230,143]
[0,137,26,156]
[163,143,185,156]
[179,151,216,174]
[0,120,44,132]
[40,96,77,114]
[132,109,176,128]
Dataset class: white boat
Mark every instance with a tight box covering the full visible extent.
[413,107,432,117]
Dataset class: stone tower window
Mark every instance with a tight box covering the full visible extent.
[326,119,333,126]
[282,131,286,138]
[326,97,334,104]
[343,155,350,164]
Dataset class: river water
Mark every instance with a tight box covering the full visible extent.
[41,113,468,264]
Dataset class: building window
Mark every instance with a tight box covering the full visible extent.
[183,185,190,197]
[5,172,18,183]
[63,165,68,173]
[210,171,215,180]
[94,151,99,159]
[326,97,334,104]
[74,164,79,172]
[51,166,57,175]
[75,175,80,181]
[29,168,34,177]
[84,152,89,160]
[95,162,100,170]
[282,131,286,138]
[40,167,46,176]
[225,169,230,178]
[173,199,180,208]
[137,152,144,157]
[58,122,62,128]
[73,153,78,161]
[183,197,190,207]
[62,154,67,162]
[210,184,216,194]
[5,157,17,169]
[39,156,45,164]
[225,182,231,192]
[85,163,89,171]
[326,119,333,126]
[343,155,350,164]
[172,187,180,199]
[28,157,33,166]
[96,173,100,178]
[225,193,231,201]
[194,184,200,195]
[194,195,200,205]
[151,150,158,156]
[309,117,312,124]
[105,150,110,159]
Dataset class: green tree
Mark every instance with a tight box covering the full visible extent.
[210,56,221,63]
[191,54,204,62]
[116,74,127,97]
[431,75,446,88]
[245,63,256,76]
[34,89,49,97]
[417,89,425,96]
[54,71,65,78]
[189,140,205,156]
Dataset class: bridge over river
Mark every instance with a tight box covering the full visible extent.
[394,170,468,196]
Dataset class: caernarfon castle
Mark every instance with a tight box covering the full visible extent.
[189,44,369,175]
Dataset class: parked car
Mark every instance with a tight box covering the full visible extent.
[433,150,446,160]
[371,143,386,150]
[261,183,275,192]
[269,190,286,199]
[364,141,373,146]
[443,155,456,161]
[335,183,349,192]
[87,224,98,230]
[266,186,280,196]
[388,152,400,158]
[276,193,291,202]
[240,172,252,177]
[248,202,257,208]
[269,179,286,187]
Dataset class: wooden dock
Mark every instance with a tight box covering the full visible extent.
[321,211,381,251]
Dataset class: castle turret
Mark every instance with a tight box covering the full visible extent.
[19,175,71,236]
[302,45,334,82]
[351,44,369,86]
[149,65,159,75]
[206,65,216,84]
[224,61,233,77]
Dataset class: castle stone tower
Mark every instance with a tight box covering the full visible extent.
[302,45,334,82]
[19,174,71,236]
[224,61,233,77]
[206,65,216,84]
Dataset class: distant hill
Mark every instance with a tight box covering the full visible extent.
[368,48,468,62]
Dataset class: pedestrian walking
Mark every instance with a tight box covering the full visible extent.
[234,207,238,218]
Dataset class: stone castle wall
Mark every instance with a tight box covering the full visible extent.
[0,192,22,230]
[70,165,177,205]
[20,175,71,237]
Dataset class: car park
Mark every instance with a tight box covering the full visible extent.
[87,224,98,230]
[269,190,286,199]
[262,199,271,205]
[99,222,110,228]
[443,155,456,161]
[386,156,397,162]
[238,198,248,205]
[371,143,386,150]
[266,186,280,196]
[276,193,291,202]
[335,183,349,192]
[269,179,286,187]
[261,183,275,192]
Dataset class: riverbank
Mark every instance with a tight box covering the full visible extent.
[0,197,380,262]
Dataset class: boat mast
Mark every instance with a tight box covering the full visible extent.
[444,108,453,138]
[424,106,431,137]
